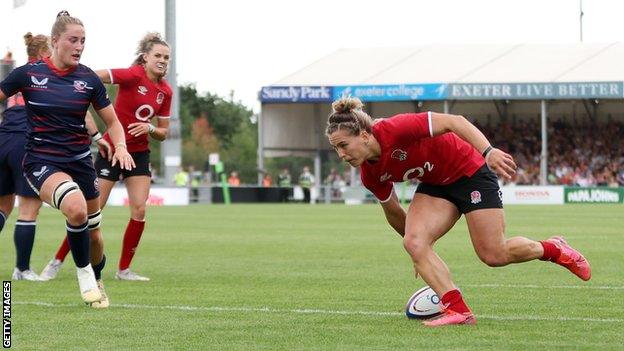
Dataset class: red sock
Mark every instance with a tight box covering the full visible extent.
[55,237,71,262]
[119,218,145,270]
[441,289,471,314]
[539,241,561,261]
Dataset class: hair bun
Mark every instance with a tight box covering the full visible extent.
[332,96,364,114]
[56,10,70,18]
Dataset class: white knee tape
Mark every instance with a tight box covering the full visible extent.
[52,181,80,209]
[87,210,102,230]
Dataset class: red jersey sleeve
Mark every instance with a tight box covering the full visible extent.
[157,83,173,118]
[379,112,432,144]
[360,167,394,203]
[109,65,142,87]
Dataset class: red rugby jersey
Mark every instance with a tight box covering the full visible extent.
[360,112,485,202]
[103,65,172,153]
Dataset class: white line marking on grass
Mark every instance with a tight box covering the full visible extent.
[14,301,623,323]
[464,284,624,290]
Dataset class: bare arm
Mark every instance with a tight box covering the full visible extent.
[380,191,406,237]
[430,112,517,179]
[127,116,170,141]
[0,90,7,102]
[85,110,112,161]
[95,70,111,84]
[95,105,135,170]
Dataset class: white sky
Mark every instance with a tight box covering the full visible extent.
[1,0,623,112]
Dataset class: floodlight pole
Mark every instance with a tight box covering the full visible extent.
[579,0,584,42]
[163,0,182,185]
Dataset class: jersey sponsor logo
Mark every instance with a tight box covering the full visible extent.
[30,76,48,88]
[33,165,49,180]
[470,190,482,204]
[73,80,93,93]
[138,86,148,95]
[402,162,434,181]
[156,92,164,104]
[135,104,155,122]
[379,172,392,182]
[391,149,407,161]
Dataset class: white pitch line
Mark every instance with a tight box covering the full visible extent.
[14,301,623,323]
[464,284,624,290]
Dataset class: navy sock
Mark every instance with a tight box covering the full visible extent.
[14,220,36,271]
[66,221,90,268]
[93,255,106,280]
[0,210,6,232]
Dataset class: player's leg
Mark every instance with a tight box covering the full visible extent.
[0,194,14,233]
[402,193,475,326]
[86,196,109,308]
[12,196,43,281]
[41,156,118,280]
[37,171,101,303]
[466,209,591,280]
[116,174,151,281]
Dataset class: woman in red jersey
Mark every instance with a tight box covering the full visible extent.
[42,32,172,282]
[325,97,591,327]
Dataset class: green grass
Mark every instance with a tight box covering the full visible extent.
[0,204,622,350]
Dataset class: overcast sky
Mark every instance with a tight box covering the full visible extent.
[1,0,623,112]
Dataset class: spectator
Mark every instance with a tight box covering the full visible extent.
[262,173,273,187]
[228,171,241,186]
[277,168,291,202]
[174,166,189,187]
[299,166,315,203]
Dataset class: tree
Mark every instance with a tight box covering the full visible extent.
[182,116,220,170]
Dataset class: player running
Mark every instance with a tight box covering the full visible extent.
[0,33,110,282]
[325,97,591,327]
[41,32,172,282]
[0,11,134,305]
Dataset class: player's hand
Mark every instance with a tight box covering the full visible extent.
[96,138,112,161]
[486,148,517,180]
[111,146,136,170]
[127,122,151,137]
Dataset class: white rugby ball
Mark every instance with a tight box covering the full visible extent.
[405,286,442,319]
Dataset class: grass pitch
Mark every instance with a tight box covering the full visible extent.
[0,203,622,350]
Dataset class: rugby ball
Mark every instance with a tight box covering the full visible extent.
[405,286,442,319]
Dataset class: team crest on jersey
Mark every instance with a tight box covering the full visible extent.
[138,86,148,95]
[30,76,48,88]
[156,92,165,104]
[470,190,482,204]
[391,149,407,161]
[73,80,93,93]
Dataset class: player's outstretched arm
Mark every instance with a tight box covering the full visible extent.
[430,112,517,180]
[96,104,135,170]
[380,191,406,237]
[95,69,111,84]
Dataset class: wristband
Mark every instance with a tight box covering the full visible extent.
[481,145,493,158]
[148,124,156,134]
[91,132,103,142]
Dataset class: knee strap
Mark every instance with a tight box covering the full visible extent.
[52,181,80,209]
[87,210,102,230]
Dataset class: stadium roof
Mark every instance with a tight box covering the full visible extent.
[272,43,624,85]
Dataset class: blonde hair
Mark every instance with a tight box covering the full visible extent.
[51,10,83,39]
[325,97,373,136]
[132,32,170,66]
[23,32,49,60]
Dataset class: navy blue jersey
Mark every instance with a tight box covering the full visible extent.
[0,93,28,134]
[0,57,111,162]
